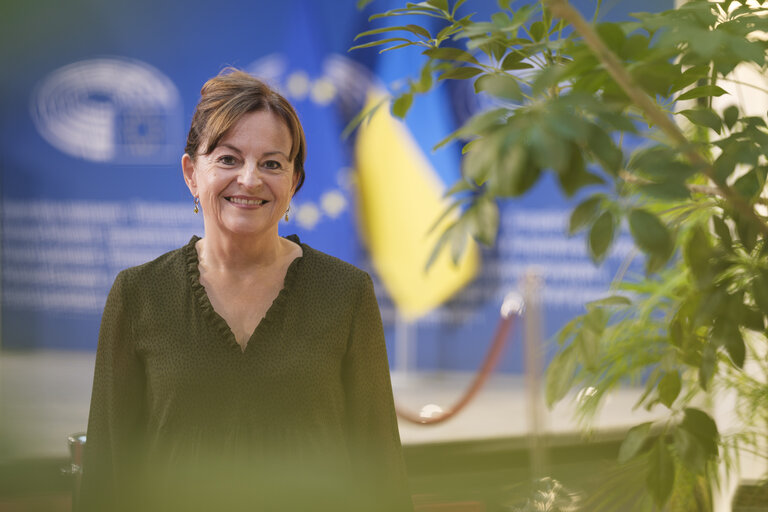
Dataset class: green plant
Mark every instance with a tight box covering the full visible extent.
[353,0,768,509]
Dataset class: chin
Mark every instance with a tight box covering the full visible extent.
[221,220,278,238]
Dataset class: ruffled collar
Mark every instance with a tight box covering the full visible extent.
[182,235,305,351]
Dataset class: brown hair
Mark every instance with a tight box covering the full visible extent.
[185,68,306,194]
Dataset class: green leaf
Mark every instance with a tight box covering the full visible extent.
[501,52,534,70]
[412,62,434,93]
[681,407,719,459]
[723,104,739,130]
[531,65,565,97]
[425,220,456,271]
[354,24,431,41]
[350,37,415,51]
[557,155,604,196]
[589,210,616,262]
[658,372,681,408]
[674,427,707,473]
[451,0,467,16]
[618,422,653,464]
[462,139,493,186]
[450,223,469,264]
[751,272,768,317]
[628,208,673,263]
[631,60,677,97]
[596,22,625,51]
[392,92,413,118]
[443,179,475,198]
[678,108,722,134]
[684,225,712,288]
[714,140,760,184]
[529,20,546,41]
[427,200,464,236]
[545,346,578,406]
[620,33,649,60]
[587,125,623,175]
[470,196,499,245]
[637,182,691,201]
[711,215,732,248]
[677,84,729,101]
[586,295,632,308]
[423,46,479,65]
[542,6,552,32]
[557,315,582,345]
[568,195,603,235]
[474,74,522,101]
[489,143,540,196]
[726,327,746,368]
[628,145,695,182]
[434,107,507,151]
[595,110,637,133]
[427,0,448,11]
[746,126,768,151]
[670,64,710,92]
[713,318,745,368]
[646,439,675,508]
[491,11,512,29]
[478,40,507,62]
[733,167,767,199]
[735,212,759,252]
[699,342,716,390]
[380,42,417,53]
[576,327,599,371]
[439,66,483,80]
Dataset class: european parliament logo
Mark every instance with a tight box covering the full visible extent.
[30,57,183,164]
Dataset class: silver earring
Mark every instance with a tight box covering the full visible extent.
[284,206,290,222]
[193,197,200,214]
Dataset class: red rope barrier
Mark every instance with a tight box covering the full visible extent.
[394,298,521,426]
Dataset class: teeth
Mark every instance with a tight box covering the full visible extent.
[229,197,266,205]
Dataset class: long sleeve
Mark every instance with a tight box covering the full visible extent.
[342,272,414,512]
[78,270,146,512]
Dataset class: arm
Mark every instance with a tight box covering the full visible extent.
[342,272,414,512]
[78,271,146,512]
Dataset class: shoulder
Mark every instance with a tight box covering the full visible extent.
[111,238,193,291]
[294,241,374,300]
[300,242,370,282]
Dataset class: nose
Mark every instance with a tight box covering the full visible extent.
[238,163,263,189]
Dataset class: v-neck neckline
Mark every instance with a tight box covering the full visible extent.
[184,235,305,353]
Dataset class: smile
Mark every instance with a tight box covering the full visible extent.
[226,197,268,206]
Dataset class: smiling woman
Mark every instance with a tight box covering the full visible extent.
[78,69,413,512]
[183,110,298,244]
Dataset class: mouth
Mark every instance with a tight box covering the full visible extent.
[226,197,268,206]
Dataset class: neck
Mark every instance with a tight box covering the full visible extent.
[197,226,285,274]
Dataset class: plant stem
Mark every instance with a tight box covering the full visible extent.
[543,0,768,237]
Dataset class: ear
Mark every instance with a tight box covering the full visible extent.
[181,154,198,197]
[290,169,300,196]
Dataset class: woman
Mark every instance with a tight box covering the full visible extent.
[79,69,413,512]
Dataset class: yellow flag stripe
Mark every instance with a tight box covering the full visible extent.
[354,93,479,318]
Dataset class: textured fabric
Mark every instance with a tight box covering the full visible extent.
[79,235,413,512]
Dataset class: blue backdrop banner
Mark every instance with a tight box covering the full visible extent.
[0,0,672,373]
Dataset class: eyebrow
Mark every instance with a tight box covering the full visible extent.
[262,150,290,160]
[216,144,289,160]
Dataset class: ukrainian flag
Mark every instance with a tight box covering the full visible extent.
[354,47,479,318]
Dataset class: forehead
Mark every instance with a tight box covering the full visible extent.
[216,110,292,153]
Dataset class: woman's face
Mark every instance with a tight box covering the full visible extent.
[182,110,298,241]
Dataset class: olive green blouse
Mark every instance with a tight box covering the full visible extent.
[79,235,413,512]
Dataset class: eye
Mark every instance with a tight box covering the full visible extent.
[263,160,283,170]
[216,155,237,166]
